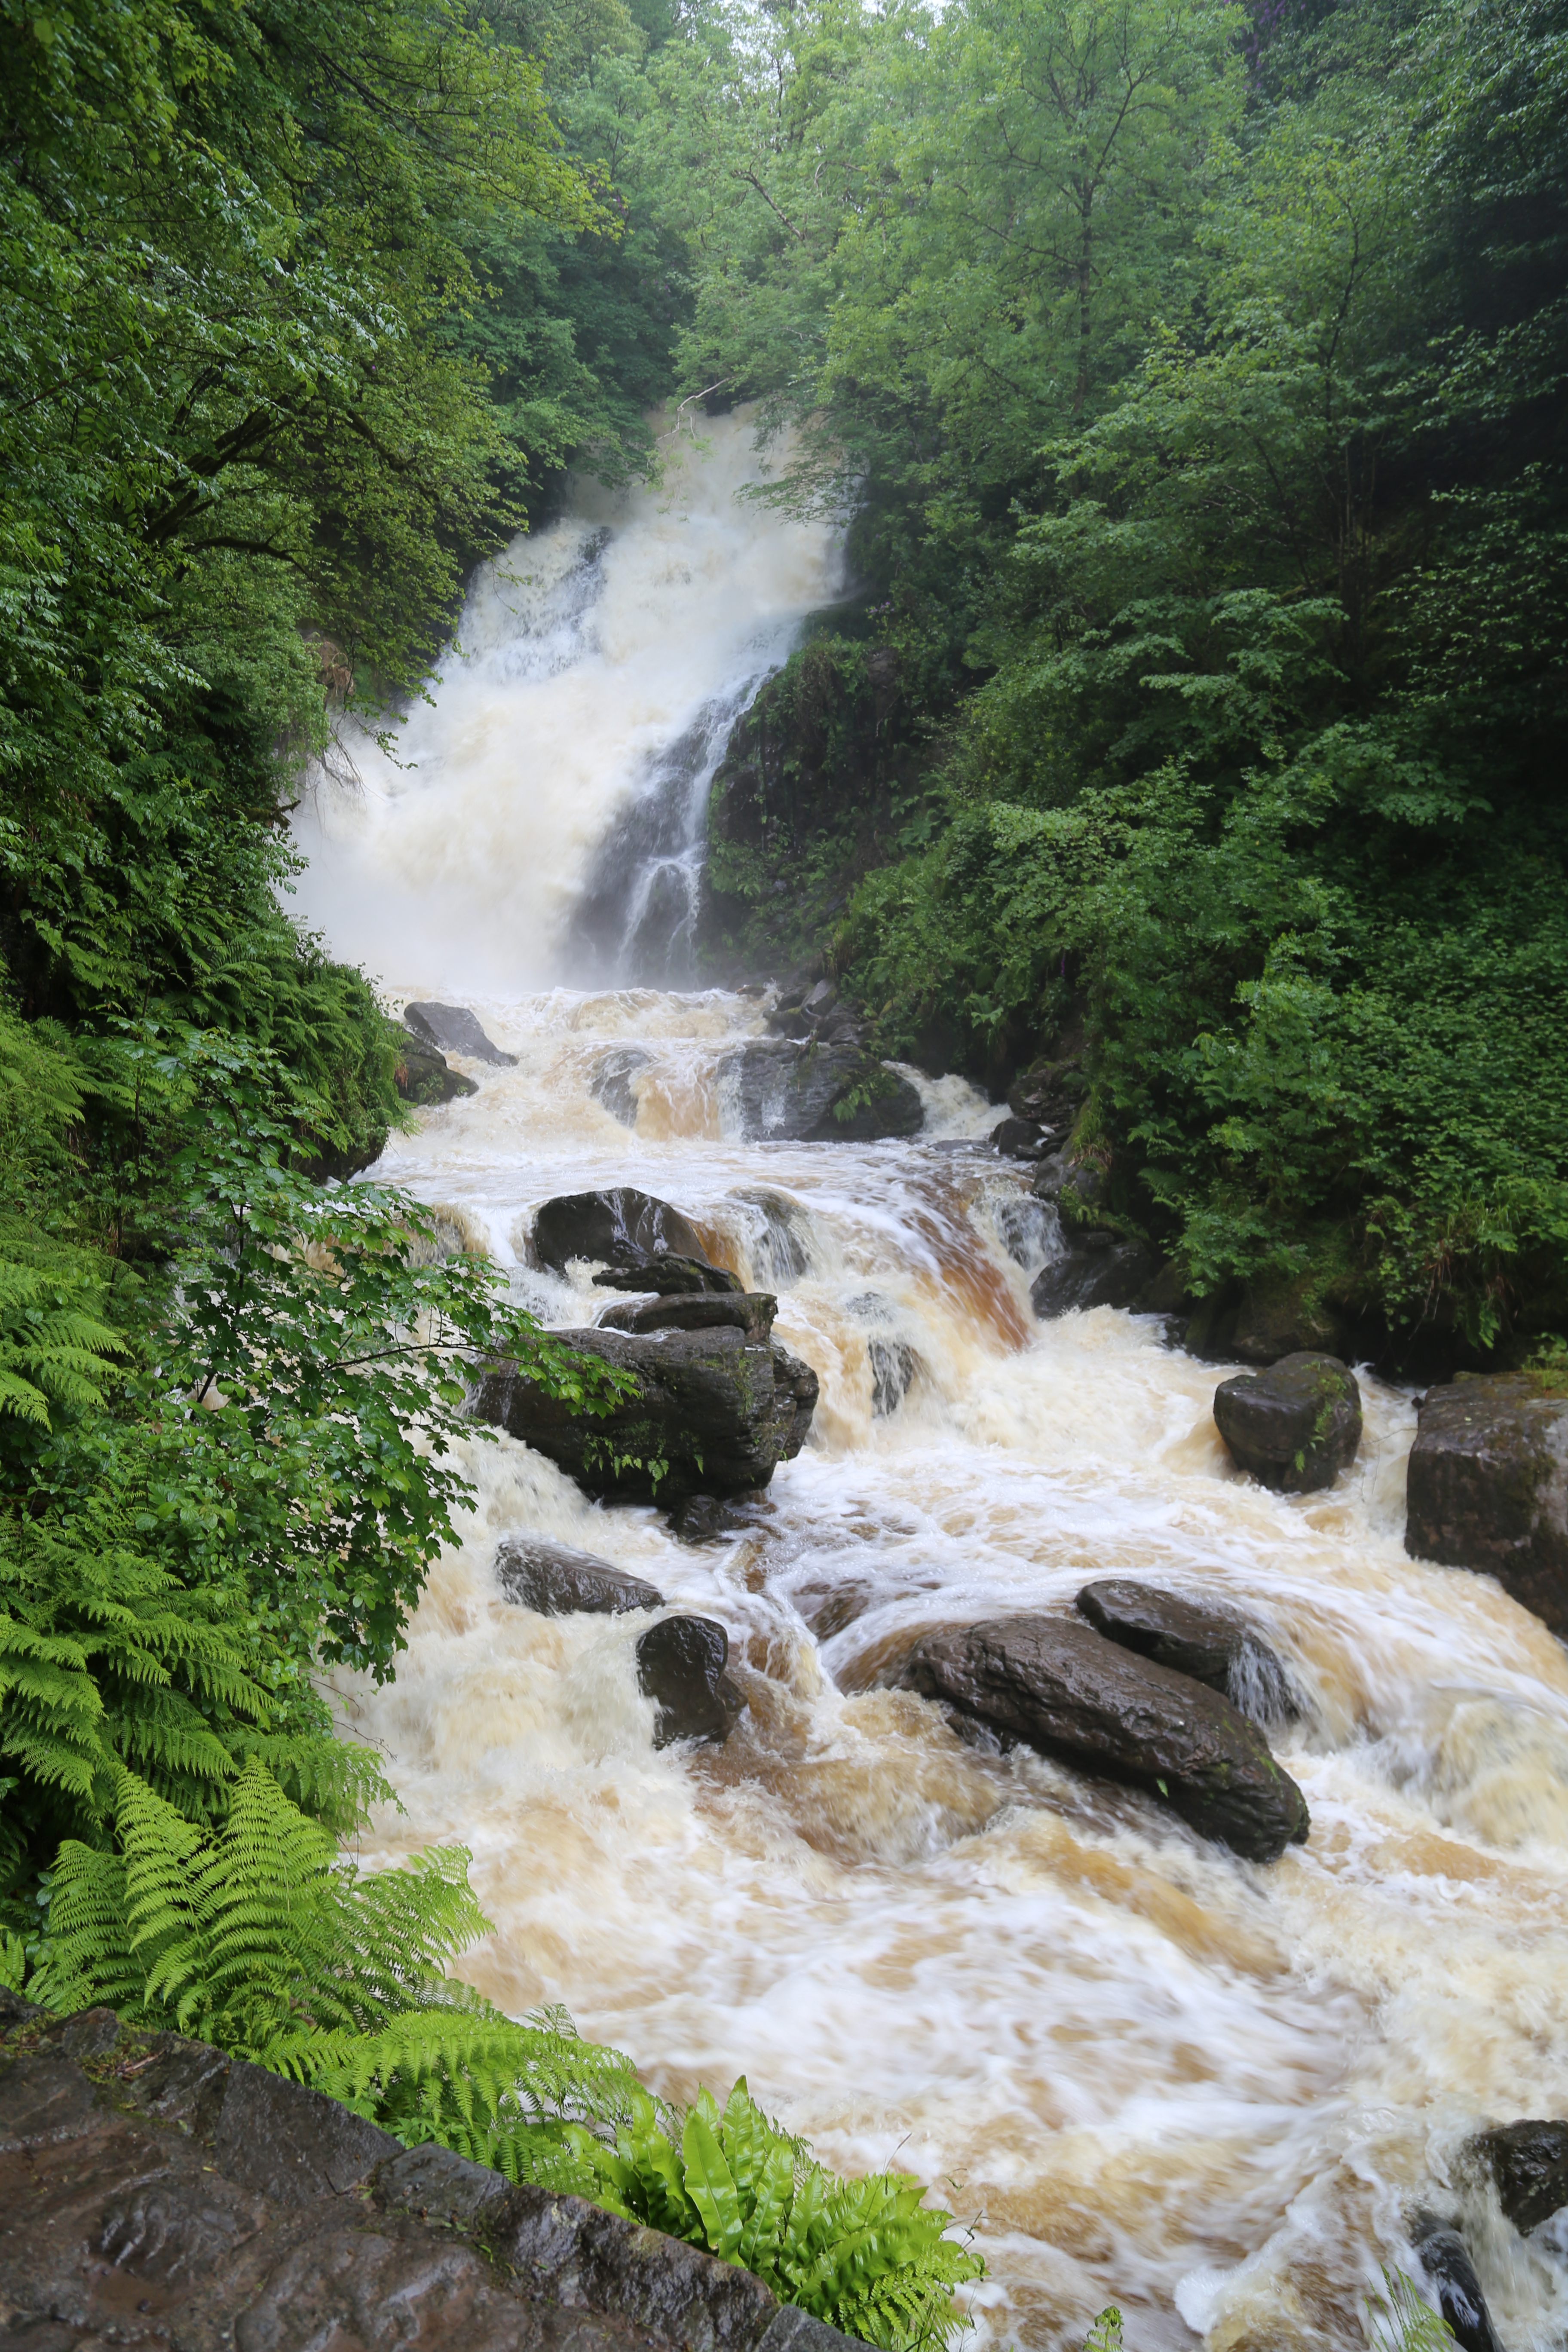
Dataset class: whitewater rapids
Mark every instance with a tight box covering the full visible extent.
[293,418,1568,2352]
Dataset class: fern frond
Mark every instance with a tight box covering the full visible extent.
[1365,2268,1459,2352]
[236,1731,397,1830]
[1082,2309,1124,2352]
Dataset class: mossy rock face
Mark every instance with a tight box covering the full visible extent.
[1406,1375,1568,1635]
[1213,1354,1363,1493]
[1230,1274,1350,1366]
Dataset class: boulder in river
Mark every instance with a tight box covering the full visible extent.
[636,1614,744,1746]
[394,1034,477,1106]
[495,1534,663,1616]
[597,1291,778,1340]
[897,1615,1310,1860]
[404,1001,517,1066]
[1410,2220,1503,2352]
[533,1187,709,1273]
[1031,1233,1158,1318]
[1464,2118,1568,2235]
[990,1115,1055,1162]
[1405,1374,1568,1638]
[594,1252,742,1297]
[1075,1579,1296,1724]
[590,1044,653,1127]
[1213,1352,1362,1492]
[718,1038,923,1144]
[472,1323,818,1502]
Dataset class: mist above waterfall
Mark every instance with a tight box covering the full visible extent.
[289,411,840,995]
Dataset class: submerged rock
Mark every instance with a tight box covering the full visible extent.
[1031,1234,1157,1318]
[1075,1580,1296,1724]
[495,1534,663,1617]
[1410,2220,1503,2352]
[472,1323,818,1502]
[636,1614,744,1746]
[403,1001,517,1066]
[1465,2118,1568,2235]
[718,1038,923,1143]
[897,1615,1311,1860]
[1213,1352,1362,1492]
[594,1252,743,1297]
[1405,1375,1568,1638]
[533,1187,709,1273]
[590,1044,654,1127]
[394,1034,477,1106]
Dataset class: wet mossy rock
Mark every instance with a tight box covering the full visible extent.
[1405,1374,1568,1637]
[1074,1580,1296,1724]
[533,1187,710,1273]
[403,1001,517,1066]
[473,1323,818,1502]
[718,1038,924,1144]
[394,1032,478,1106]
[896,1615,1310,1861]
[0,1994,865,2352]
[495,1534,664,1616]
[1213,1353,1363,1492]
[1031,1233,1158,1319]
[1409,2219,1504,2352]
[637,1614,745,1746]
[1464,2118,1568,2236]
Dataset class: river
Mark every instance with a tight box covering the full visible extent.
[291,415,1568,2352]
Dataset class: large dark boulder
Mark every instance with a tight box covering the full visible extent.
[1406,1375,1568,1637]
[717,1039,923,1143]
[1465,2119,1568,2235]
[495,1535,663,1617]
[394,1035,477,1106]
[404,1002,516,1066]
[473,1324,818,1502]
[533,1188,709,1273]
[1213,1352,1362,1493]
[1074,1580,1295,1724]
[594,1253,743,1297]
[1031,1234,1157,1318]
[636,1615,744,1747]
[0,1999,864,2352]
[896,1616,1310,1860]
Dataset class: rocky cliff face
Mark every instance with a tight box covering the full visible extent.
[0,1991,861,2352]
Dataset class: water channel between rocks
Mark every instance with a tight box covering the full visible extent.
[292,418,1568,2352]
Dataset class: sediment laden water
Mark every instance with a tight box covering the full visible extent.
[295,423,1568,2352]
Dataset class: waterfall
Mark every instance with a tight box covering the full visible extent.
[291,422,1568,2352]
[289,411,839,992]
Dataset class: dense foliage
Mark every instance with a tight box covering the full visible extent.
[656,0,1568,1360]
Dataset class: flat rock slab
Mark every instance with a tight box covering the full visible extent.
[717,1041,923,1143]
[636,1615,744,1747]
[594,1254,743,1298]
[404,1003,517,1066]
[1075,1580,1295,1723]
[1213,1351,1361,1492]
[496,1536,664,1617]
[897,1616,1310,1861]
[0,2000,863,2352]
[1406,1375,1568,1637]
[534,1189,709,1274]
[473,1325,817,1503]
[1464,2118,1568,2235]
[597,1293,777,1341]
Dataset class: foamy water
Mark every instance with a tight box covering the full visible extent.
[295,431,1568,2352]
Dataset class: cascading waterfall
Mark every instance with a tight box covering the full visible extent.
[293,417,1568,2352]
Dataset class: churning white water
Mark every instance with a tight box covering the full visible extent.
[295,422,1568,2352]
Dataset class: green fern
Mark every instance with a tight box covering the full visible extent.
[0,1259,125,1429]
[1365,2269,1461,2352]
[567,2077,985,2352]
[1082,2311,1124,2352]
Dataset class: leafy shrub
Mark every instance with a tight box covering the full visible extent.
[566,2076,984,2351]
